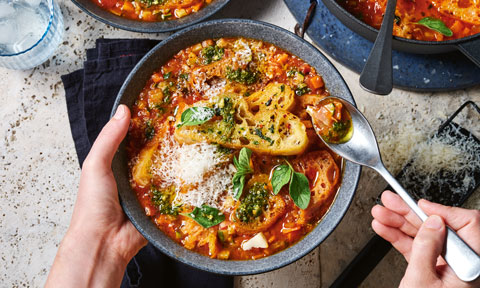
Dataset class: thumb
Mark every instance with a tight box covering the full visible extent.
[84,105,131,170]
[407,215,446,279]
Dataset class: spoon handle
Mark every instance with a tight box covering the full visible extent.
[374,163,480,282]
[359,0,397,95]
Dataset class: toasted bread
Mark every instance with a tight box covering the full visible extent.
[131,141,158,187]
[291,150,340,221]
[232,175,287,234]
[174,94,308,155]
[246,82,295,111]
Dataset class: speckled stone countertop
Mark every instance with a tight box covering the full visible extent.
[1,0,479,287]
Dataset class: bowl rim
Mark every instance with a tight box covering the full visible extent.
[70,0,231,33]
[111,18,361,275]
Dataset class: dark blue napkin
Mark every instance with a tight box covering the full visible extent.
[61,38,234,288]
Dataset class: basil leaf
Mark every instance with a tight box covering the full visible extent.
[181,205,225,228]
[271,164,292,195]
[237,147,253,172]
[232,173,246,199]
[417,17,453,37]
[233,156,239,168]
[289,172,311,209]
[177,107,215,128]
[232,148,253,199]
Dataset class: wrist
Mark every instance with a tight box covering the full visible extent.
[46,227,129,288]
[64,225,130,267]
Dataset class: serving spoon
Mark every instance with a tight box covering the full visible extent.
[359,0,397,95]
[308,97,480,282]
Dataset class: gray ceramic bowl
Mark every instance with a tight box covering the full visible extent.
[111,19,361,275]
[71,0,230,33]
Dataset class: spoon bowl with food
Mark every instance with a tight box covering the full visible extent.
[307,96,480,283]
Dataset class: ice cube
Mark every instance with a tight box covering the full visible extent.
[0,2,16,19]
[15,4,48,43]
[0,21,18,45]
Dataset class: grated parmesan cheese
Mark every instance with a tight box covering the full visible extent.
[190,70,227,99]
[175,164,236,208]
[176,143,229,186]
[191,70,207,94]
[232,38,252,68]
[150,137,234,208]
[379,124,428,175]
[203,78,226,99]
[379,122,480,203]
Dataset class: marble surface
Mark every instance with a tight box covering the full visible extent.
[0,0,479,287]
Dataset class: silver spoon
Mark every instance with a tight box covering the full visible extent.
[308,96,480,282]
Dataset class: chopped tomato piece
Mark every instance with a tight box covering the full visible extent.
[309,75,324,89]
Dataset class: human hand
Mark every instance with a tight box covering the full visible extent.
[371,190,480,288]
[46,105,147,287]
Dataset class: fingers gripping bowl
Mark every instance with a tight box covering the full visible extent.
[111,19,361,275]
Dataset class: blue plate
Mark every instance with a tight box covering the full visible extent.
[284,0,480,91]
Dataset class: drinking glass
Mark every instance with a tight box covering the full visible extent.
[0,0,64,70]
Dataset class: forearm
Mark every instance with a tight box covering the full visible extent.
[45,228,128,288]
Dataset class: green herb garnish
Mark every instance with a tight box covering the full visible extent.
[145,120,155,140]
[333,120,350,133]
[214,97,234,126]
[177,107,216,128]
[235,182,269,223]
[140,0,166,7]
[151,186,180,215]
[212,97,236,141]
[179,73,189,80]
[201,45,224,65]
[295,83,311,96]
[287,69,303,78]
[289,171,311,209]
[226,67,259,85]
[417,17,453,37]
[268,124,274,134]
[271,164,292,195]
[232,147,253,199]
[181,205,225,228]
[271,161,310,209]
[163,87,172,104]
[163,72,171,80]
[161,13,172,20]
[253,128,274,145]
[216,145,233,155]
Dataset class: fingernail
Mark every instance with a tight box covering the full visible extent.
[425,215,443,230]
[113,105,126,120]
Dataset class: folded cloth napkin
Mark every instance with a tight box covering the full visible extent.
[61,38,234,288]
